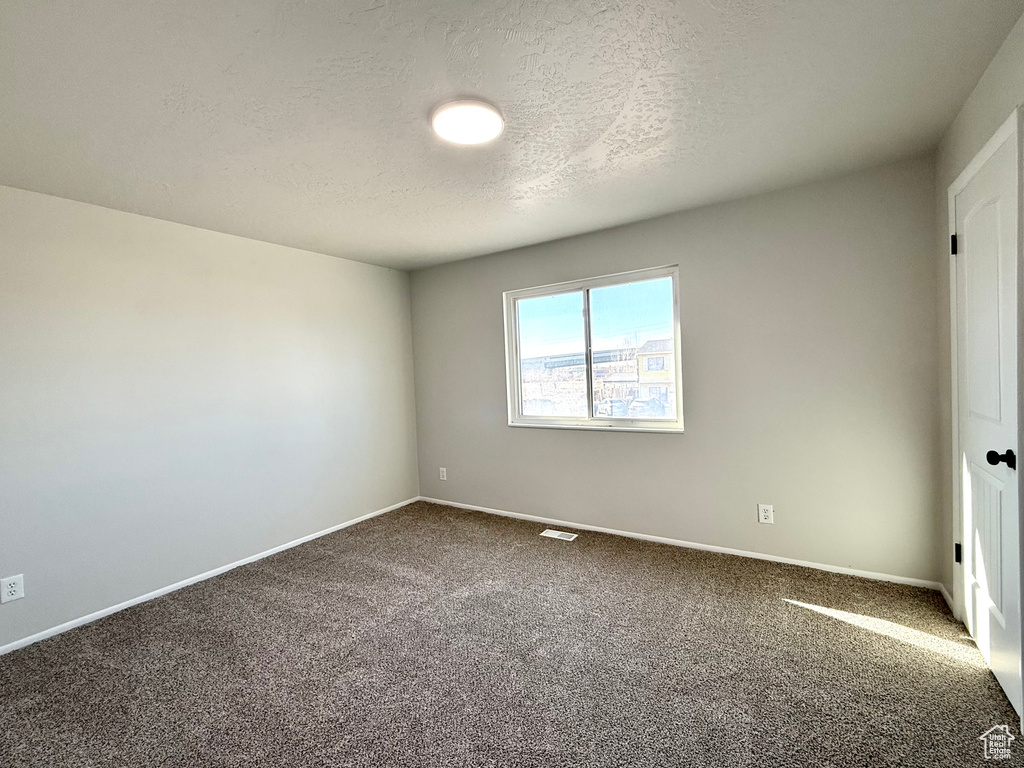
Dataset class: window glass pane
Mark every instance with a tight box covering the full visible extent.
[517,291,587,417]
[589,277,675,420]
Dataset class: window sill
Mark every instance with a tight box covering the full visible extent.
[508,420,684,434]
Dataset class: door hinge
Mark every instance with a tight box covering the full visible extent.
[954,542,962,564]
[951,234,958,255]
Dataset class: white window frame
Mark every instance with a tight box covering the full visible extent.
[503,265,684,433]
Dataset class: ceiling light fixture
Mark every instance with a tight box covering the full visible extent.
[431,99,504,145]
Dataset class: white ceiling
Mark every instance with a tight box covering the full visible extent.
[2,1,1022,269]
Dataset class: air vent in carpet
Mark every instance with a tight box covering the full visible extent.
[540,529,578,541]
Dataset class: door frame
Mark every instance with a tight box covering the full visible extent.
[947,107,1023,627]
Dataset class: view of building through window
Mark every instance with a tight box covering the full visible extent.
[516,290,588,417]
[516,276,676,420]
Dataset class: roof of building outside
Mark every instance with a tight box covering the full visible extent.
[638,339,672,355]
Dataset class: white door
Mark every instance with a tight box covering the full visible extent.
[955,119,1021,716]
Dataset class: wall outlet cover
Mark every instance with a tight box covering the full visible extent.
[1,574,25,603]
[757,504,774,524]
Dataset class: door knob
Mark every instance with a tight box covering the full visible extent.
[987,449,1017,470]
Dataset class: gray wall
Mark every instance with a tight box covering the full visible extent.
[0,186,419,648]
[412,156,940,581]
[935,12,1024,595]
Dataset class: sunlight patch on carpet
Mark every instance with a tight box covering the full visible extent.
[784,599,986,668]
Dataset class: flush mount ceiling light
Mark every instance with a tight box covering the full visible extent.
[431,99,504,145]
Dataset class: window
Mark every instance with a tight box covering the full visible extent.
[647,385,669,401]
[503,266,683,432]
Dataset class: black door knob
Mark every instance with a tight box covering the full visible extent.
[987,449,1017,470]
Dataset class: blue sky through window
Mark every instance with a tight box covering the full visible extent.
[590,277,673,351]
[517,277,673,358]
[517,291,583,358]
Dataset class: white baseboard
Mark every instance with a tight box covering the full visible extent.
[0,497,419,657]
[418,496,944,592]
[939,583,955,612]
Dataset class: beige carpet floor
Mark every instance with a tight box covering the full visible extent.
[0,501,1019,767]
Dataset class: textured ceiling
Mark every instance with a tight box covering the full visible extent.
[1,1,1022,269]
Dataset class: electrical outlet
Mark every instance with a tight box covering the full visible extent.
[1,574,25,603]
[439,467,447,481]
[757,504,774,524]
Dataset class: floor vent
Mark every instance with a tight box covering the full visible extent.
[540,529,578,541]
